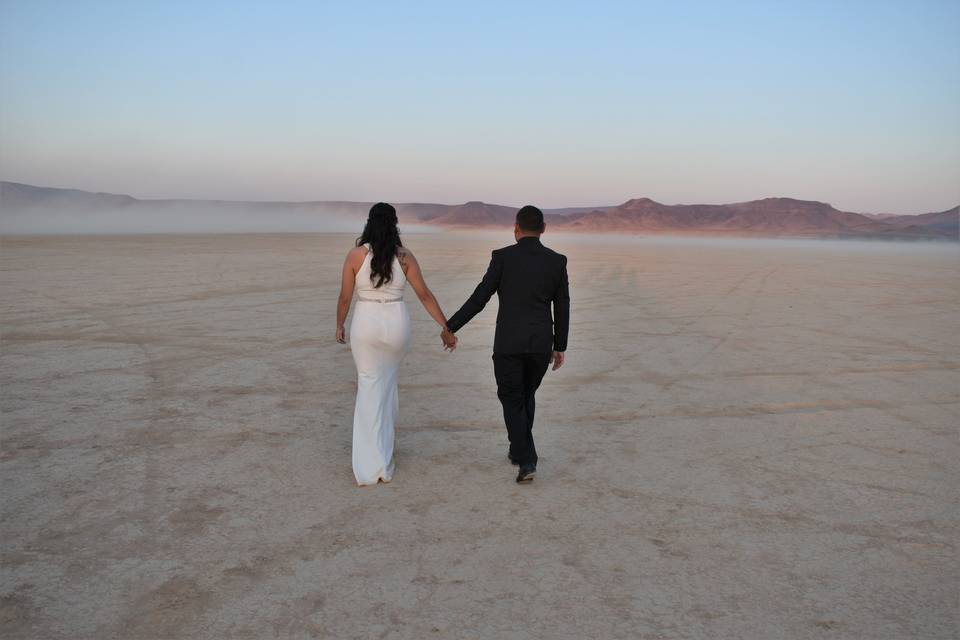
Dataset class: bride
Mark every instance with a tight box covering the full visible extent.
[336,202,456,486]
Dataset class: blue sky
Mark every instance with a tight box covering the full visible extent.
[1,0,958,212]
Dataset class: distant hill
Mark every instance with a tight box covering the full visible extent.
[565,197,954,239]
[425,201,518,226]
[0,181,137,211]
[880,207,959,238]
[1,181,956,239]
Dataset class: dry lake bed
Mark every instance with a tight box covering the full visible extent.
[1,232,958,639]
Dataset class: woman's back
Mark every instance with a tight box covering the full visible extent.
[355,243,406,299]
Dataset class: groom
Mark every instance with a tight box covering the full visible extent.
[442,205,570,483]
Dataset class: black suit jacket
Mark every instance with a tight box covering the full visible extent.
[446,236,569,354]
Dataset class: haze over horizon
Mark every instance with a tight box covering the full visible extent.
[2,1,959,214]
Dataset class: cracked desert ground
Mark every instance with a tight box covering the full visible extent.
[1,232,958,640]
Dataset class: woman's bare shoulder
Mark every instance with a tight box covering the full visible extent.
[345,245,367,264]
[396,247,417,273]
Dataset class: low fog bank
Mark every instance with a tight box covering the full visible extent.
[0,206,441,235]
[443,230,960,256]
[1,210,955,257]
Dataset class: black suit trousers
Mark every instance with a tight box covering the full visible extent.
[493,352,552,466]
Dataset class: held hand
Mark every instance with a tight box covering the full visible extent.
[551,351,565,371]
[441,328,457,352]
[336,326,346,344]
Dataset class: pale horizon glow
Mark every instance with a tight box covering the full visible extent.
[1,1,959,215]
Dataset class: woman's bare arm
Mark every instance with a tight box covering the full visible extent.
[400,248,455,349]
[336,247,366,343]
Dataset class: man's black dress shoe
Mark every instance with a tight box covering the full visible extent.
[508,452,519,466]
[516,464,536,483]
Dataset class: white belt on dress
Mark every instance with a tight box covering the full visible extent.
[357,295,403,303]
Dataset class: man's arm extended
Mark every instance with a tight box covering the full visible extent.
[552,256,570,352]
[446,251,503,333]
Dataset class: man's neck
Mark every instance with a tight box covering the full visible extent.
[516,234,542,242]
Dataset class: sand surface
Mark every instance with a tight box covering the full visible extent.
[1,232,958,639]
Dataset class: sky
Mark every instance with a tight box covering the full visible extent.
[1,0,958,214]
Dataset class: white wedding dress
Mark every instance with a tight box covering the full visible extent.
[349,244,411,485]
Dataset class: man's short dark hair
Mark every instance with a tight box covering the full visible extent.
[516,205,545,233]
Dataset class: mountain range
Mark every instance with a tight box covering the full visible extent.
[1,181,956,240]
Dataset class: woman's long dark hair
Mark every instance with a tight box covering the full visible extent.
[357,202,402,288]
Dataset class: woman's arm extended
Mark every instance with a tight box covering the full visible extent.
[400,248,456,349]
[336,247,366,343]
